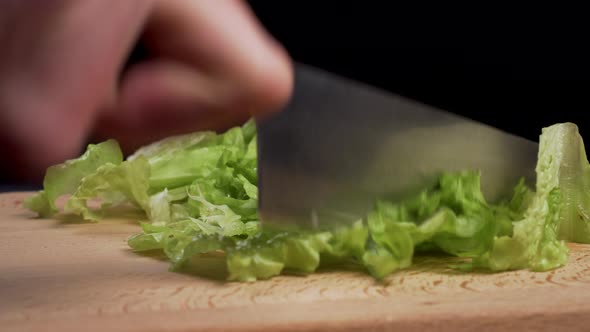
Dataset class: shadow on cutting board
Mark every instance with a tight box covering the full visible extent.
[128,248,494,284]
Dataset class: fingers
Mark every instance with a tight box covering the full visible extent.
[93,0,293,153]
[93,59,252,153]
[0,0,154,180]
[145,0,293,115]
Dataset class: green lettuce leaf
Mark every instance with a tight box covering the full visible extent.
[24,140,123,217]
[64,157,151,221]
[226,232,333,282]
[472,123,588,271]
[128,130,220,192]
[539,123,590,243]
[474,188,568,271]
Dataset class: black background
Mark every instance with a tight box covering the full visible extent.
[247,2,589,141]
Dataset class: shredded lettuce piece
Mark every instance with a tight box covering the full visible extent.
[24,121,590,281]
[24,139,123,217]
[64,157,151,221]
[474,188,567,271]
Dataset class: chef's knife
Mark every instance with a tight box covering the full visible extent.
[257,63,538,230]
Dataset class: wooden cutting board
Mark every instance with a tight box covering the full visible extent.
[2,192,590,332]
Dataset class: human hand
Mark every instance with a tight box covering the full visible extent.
[0,0,292,182]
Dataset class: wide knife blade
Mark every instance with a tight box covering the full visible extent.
[257,63,538,230]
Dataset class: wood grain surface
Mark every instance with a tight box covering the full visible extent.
[1,192,590,332]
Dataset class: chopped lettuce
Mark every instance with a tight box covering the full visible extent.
[25,121,590,281]
[63,157,151,221]
[24,139,123,217]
